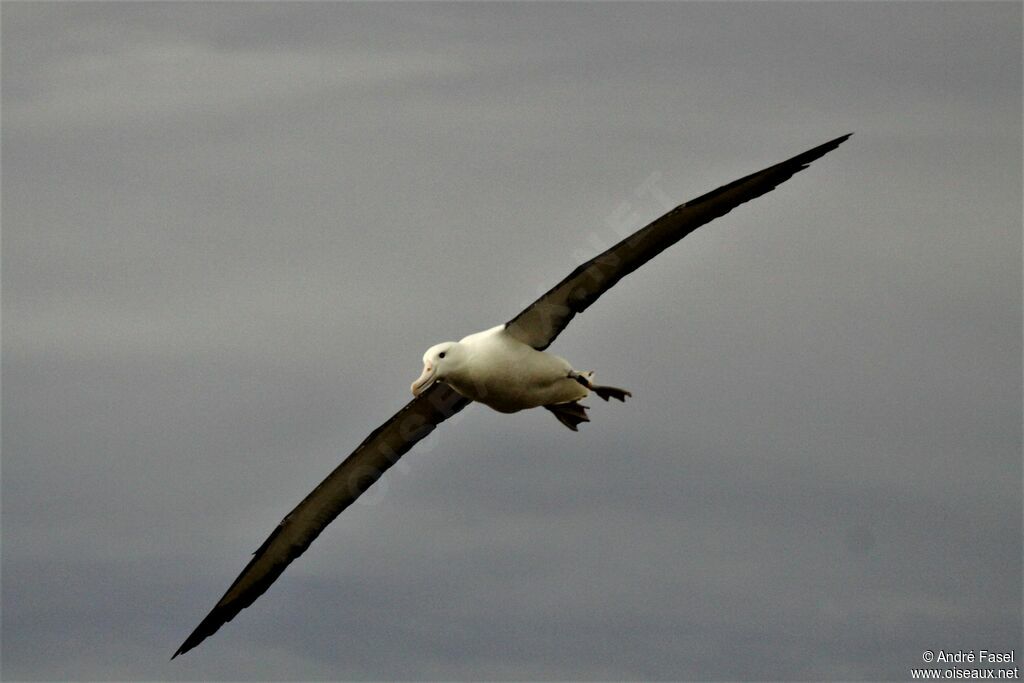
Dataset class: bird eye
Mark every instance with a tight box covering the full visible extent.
[439,351,446,359]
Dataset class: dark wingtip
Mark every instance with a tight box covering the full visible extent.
[172,630,206,659]
[172,613,220,660]
[171,638,194,660]
[791,133,853,167]
[681,133,851,213]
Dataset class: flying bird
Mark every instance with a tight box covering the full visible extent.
[174,134,850,658]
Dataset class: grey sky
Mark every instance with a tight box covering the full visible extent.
[2,2,1020,680]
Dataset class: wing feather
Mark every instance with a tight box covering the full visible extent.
[505,134,851,350]
[173,382,471,658]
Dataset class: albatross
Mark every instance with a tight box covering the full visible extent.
[174,134,850,658]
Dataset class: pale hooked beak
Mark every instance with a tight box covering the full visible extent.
[411,362,436,396]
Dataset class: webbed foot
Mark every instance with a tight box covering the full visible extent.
[569,370,632,402]
[544,401,590,431]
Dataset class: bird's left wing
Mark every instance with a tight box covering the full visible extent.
[173,382,471,658]
[505,134,851,350]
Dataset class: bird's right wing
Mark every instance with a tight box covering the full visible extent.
[505,134,852,350]
[173,381,471,658]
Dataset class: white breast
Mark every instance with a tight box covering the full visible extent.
[447,326,586,412]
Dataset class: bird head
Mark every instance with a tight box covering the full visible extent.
[411,341,460,396]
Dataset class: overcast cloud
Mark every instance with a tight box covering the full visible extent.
[2,2,1020,680]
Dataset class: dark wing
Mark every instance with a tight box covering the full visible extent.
[505,134,851,350]
[173,382,471,658]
